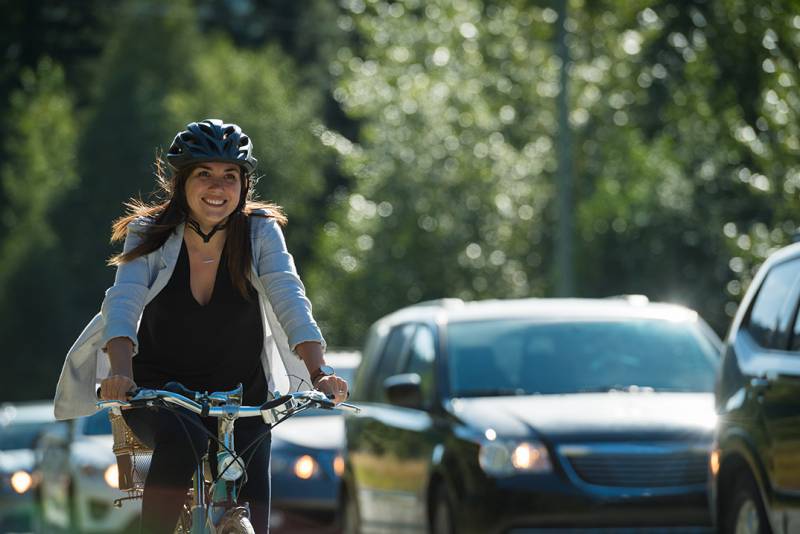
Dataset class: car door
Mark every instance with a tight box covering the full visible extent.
[379,323,439,530]
[769,286,800,531]
[737,256,800,531]
[348,322,417,530]
[348,322,440,532]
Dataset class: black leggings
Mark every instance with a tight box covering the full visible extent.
[122,407,271,534]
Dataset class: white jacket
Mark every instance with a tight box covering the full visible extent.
[54,213,325,420]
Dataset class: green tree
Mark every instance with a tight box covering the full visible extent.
[310,0,800,346]
[571,0,800,330]
[308,0,562,345]
[53,0,201,338]
[0,57,79,399]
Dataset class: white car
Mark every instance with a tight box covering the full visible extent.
[0,401,55,532]
[37,408,142,533]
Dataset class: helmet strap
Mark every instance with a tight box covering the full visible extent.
[186,217,229,243]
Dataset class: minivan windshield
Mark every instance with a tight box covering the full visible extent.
[447,319,719,397]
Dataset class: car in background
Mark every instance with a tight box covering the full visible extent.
[713,243,800,533]
[0,401,54,532]
[342,297,721,533]
[37,407,141,533]
[270,350,361,534]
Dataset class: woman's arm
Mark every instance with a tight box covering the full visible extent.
[100,337,137,400]
[100,219,151,355]
[99,219,151,400]
[254,217,347,401]
[254,217,326,351]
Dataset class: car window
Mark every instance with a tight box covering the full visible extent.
[446,319,720,397]
[352,325,381,401]
[747,259,800,349]
[788,299,800,352]
[0,422,50,450]
[370,323,416,401]
[402,325,437,407]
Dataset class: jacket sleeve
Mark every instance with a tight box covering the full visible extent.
[254,216,326,352]
[99,219,152,355]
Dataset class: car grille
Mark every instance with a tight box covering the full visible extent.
[559,444,709,488]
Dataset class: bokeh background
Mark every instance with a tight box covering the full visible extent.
[2,0,798,400]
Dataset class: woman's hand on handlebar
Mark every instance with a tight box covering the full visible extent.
[313,375,349,404]
[100,374,137,401]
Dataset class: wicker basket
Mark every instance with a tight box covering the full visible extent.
[108,410,152,494]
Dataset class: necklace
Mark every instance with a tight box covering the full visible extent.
[201,258,216,264]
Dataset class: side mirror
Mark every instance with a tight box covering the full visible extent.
[383,373,423,409]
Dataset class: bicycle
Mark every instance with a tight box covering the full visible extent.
[97,382,359,533]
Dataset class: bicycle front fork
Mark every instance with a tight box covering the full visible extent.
[190,464,208,534]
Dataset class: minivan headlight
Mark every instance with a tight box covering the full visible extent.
[479,440,552,476]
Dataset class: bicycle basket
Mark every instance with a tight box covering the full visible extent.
[108,410,152,494]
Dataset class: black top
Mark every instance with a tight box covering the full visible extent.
[133,240,267,405]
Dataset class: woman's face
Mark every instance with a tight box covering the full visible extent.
[184,162,243,229]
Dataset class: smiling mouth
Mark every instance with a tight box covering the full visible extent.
[202,198,226,207]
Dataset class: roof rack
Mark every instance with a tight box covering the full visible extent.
[409,298,465,309]
[604,294,650,305]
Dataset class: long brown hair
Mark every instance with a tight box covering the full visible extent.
[108,158,287,298]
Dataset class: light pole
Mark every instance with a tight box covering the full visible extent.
[554,0,575,297]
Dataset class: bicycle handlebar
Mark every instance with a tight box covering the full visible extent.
[96,386,359,425]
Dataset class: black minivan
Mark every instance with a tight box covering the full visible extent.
[343,297,720,533]
[713,242,800,533]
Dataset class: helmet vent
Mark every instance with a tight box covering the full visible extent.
[166,119,258,173]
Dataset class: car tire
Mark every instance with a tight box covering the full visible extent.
[723,472,771,534]
[431,484,454,534]
[341,482,361,534]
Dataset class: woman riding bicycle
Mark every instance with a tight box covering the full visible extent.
[54,119,348,533]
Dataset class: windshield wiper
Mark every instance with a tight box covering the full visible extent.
[456,388,530,397]
[575,384,655,393]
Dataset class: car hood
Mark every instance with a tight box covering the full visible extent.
[271,415,343,451]
[0,449,35,472]
[448,392,716,443]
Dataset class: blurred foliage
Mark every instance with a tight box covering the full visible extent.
[306,0,800,345]
[1,0,799,398]
[51,0,202,346]
[0,57,78,395]
[307,0,561,343]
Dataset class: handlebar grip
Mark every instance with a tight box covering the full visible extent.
[162,381,198,399]
[261,394,292,410]
[96,386,139,400]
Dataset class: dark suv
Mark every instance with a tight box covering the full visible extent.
[342,297,720,533]
[713,243,800,533]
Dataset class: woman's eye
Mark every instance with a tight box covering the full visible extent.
[224,175,238,183]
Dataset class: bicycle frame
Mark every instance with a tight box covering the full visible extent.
[99,384,358,534]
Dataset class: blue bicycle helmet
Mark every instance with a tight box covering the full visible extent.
[167,119,257,173]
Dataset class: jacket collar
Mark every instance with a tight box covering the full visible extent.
[159,223,185,269]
